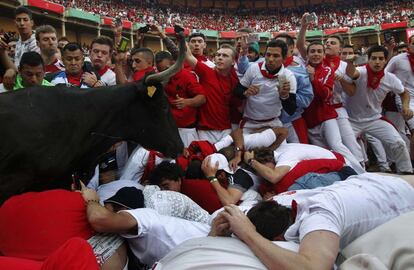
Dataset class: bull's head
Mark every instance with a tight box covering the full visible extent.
[128,32,186,158]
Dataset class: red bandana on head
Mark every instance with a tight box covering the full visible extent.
[284,56,294,67]
[324,55,341,72]
[408,53,414,73]
[259,62,279,79]
[366,64,384,90]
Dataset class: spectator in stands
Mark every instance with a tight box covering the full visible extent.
[49,42,96,88]
[35,25,64,74]
[187,32,214,69]
[186,44,239,143]
[234,39,297,133]
[87,36,116,86]
[346,45,413,174]
[155,51,206,147]
[0,52,52,92]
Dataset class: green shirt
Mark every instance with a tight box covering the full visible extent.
[14,75,53,90]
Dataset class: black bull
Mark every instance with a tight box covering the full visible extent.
[0,34,187,205]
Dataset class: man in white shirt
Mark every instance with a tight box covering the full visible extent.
[234,39,297,133]
[386,34,414,160]
[213,173,414,270]
[86,36,116,86]
[346,45,413,174]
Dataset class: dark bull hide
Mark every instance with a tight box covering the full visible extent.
[0,33,187,205]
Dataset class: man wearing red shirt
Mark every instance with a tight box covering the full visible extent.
[155,51,206,147]
[35,25,64,74]
[185,33,215,70]
[186,44,239,143]
[303,42,365,174]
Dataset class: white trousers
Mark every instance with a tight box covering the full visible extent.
[197,129,232,144]
[308,119,365,174]
[178,128,199,148]
[350,119,412,173]
[336,107,364,163]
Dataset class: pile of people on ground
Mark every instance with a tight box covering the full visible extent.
[1,5,414,270]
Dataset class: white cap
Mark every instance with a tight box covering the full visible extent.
[207,153,233,174]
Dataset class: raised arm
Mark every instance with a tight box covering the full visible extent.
[297,13,311,60]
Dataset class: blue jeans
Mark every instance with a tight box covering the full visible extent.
[288,172,343,191]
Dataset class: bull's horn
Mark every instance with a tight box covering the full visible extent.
[145,31,186,86]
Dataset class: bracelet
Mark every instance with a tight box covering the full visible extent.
[209,178,219,184]
[207,176,216,181]
[86,199,99,205]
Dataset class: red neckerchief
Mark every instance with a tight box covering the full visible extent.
[66,73,82,87]
[140,150,164,183]
[284,56,294,67]
[133,67,155,82]
[323,55,341,72]
[97,66,110,77]
[407,52,414,73]
[258,62,280,79]
[366,64,384,90]
[195,55,208,62]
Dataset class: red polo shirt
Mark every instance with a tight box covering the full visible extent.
[165,69,205,127]
[194,61,238,130]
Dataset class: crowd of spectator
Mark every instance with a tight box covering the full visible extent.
[49,0,414,31]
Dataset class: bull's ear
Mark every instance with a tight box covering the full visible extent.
[147,85,157,98]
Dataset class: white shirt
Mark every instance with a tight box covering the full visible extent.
[99,67,116,86]
[274,143,337,170]
[331,61,353,105]
[14,33,40,67]
[346,66,404,122]
[154,237,299,270]
[274,173,414,249]
[121,208,210,266]
[386,52,414,97]
[119,147,164,182]
[240,63,297,120]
